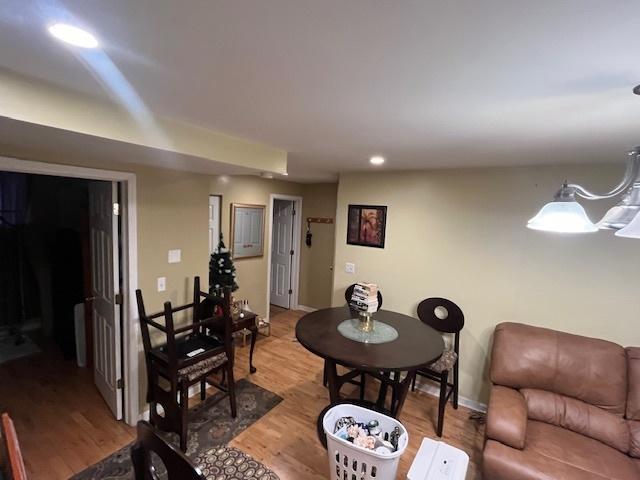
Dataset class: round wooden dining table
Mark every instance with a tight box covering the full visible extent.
[296,306,445,443]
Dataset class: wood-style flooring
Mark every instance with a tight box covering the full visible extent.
[0,310,485,479]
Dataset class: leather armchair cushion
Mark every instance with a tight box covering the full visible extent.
[630,420,640,459]
[486,385,527,450]
[627,347,640,420]
[522,388,630,453]
[483,421,640,480]
[491,322,627,415]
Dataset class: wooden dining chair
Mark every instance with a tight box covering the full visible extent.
[412,297,464,437]
[1,413,28,480]
[131,421,206,480]
[136,276,236,452]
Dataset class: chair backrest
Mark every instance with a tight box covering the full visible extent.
[1,413,27,480]
[417,297,464,353]
[344,283,383,311]
[136,276,232,370]
[131,421,206,480]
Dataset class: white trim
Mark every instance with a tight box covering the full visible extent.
[413,378,487,413]
[295,305,317,313]
[0,156,140,425]
[266,194,303,318]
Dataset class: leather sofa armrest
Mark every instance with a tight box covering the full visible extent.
[486,385,527,450]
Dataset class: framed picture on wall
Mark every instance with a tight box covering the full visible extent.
[347,204,387,248]
[230,203,265,259]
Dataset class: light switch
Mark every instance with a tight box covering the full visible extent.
[157,277,166,292]
[168,249,181,263]
[345,262,355,274]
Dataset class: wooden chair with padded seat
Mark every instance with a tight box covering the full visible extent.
[136,276,236,452]
[131,420,206,480]
[412,297,464,437]
[322,284,384,400]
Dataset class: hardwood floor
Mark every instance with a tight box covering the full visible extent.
[0,310,485,479]
[0,343,135,479]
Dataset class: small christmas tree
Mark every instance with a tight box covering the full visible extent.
[209,234,239,295]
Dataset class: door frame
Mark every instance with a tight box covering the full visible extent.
[266,194,302,318]
[0,155,139,425]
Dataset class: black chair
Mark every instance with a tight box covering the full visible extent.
[136,276,237,452]
[131,421,206,480]
[412,297,464,437]
[322,284,384,400]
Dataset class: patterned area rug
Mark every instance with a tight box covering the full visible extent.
[72,379,282,479]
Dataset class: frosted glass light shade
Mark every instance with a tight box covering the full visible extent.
[615,210,640,238]
[598,205,640,230]
[527,201,598,233]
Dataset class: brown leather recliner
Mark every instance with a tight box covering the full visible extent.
[483,322,640,480]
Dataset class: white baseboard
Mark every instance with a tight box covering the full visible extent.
[295,304,317,312]
[413,379,487,413]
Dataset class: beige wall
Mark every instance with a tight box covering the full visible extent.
[300,183,338,309]
[211,176,337,315]
[332,164,640,405]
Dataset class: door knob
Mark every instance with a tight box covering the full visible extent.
[85,296,96,301]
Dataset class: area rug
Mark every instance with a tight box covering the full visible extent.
[72,378,282,479]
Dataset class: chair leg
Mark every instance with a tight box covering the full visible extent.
[359,373,366,401]
[226,361,237,418]
[436,371,448,437]
[411,372,417,392]
[179,382,189,451]
[453,362,459,409]
[200,379,206,401]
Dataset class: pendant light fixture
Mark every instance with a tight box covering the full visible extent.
[527,147,640,236]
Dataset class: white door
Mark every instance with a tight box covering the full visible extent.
[209,195,221,253]
[270,200,294,308]
[89,181,122,419]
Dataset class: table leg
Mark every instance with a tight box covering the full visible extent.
[325,359,341,404]
[249,326,257,373]
[376,371,390,410]
[391,371,414,417]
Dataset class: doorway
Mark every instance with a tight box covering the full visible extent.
[0,172,125,419]
[267,195,302,317]
[0,156,139,425]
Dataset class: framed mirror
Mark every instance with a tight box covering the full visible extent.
[230,203,265,259]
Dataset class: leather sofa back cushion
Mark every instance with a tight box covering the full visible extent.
[630,420,640,458]
[491,323,627,415]
[627,347,640,420]
[522,388,630,453]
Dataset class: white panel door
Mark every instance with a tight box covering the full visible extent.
[209,195,221,253]
[89,181,122,419]
[270,200,294,308]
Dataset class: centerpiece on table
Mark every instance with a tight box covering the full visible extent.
[349,282,379,332]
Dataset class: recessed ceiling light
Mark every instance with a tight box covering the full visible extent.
[48,23,99,48]
[369,156,385,165]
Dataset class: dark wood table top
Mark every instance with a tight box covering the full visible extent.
[296,306,444,372]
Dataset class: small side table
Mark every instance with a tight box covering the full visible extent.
[231,312,258,373]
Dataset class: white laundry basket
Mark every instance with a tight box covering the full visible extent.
[323,404,409,480]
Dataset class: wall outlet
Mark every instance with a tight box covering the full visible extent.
[168,249,181,263]
[157,277,166,292]
[345,262,356,274]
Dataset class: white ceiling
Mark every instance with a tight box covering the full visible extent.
[1,0,640,182]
